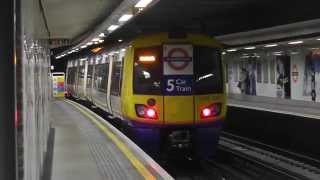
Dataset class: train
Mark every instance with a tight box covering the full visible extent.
[65,32,227,159]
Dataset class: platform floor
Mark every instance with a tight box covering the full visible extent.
[228,94,320,119]
[49,99,171,180]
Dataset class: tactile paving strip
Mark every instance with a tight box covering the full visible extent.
[68,104,142,180]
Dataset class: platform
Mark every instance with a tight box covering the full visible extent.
[49,99,172,180]
[228,93,320,119]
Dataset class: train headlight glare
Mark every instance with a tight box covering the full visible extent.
[135,104,157,119]
[146,109,156,118]
[200,103,221,119]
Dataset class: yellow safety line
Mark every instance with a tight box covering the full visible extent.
[64,100,156,180]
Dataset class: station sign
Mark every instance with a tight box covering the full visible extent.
[163,44,193,95]
[52,72,65,97]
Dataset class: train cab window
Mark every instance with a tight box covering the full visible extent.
[111,59,122,96]
[194,46,223,94]
[133,47,162,95]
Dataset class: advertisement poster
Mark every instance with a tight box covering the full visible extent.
[276,55,291,98]
[52,72,65,97]
[237,58,257,95]
[303,50,320,101]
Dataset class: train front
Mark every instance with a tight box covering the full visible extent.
[121,33,227,159]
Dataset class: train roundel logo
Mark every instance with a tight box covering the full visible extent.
[292,64,299,83]
[166,48,191,70]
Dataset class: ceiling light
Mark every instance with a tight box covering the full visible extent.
[135,0,153,8]
[92,38,100,42]
[244,46,256,50]
[94,42,99,44]
[118,39,123,42]
[98,39,104,43]
[81,45,87,49]
[222,52,226,55]
[264,44,278,47]
[107,25,119,32]
[227,49,237,52]
[121,48,126,52]
[99,33,105,37]
[87,42,93,46]
[118,14,133,22]
[288,41,303,45]
[316,38,320,41]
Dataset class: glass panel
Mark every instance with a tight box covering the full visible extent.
[94,63,108,93]
[133,46,162,95]
[111,61,123,96]
[194,46,223,94]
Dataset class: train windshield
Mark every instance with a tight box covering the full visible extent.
[133,46,162,95]
[133,46,222,95]
[193,46,223,94]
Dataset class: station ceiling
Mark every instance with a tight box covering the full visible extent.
[42,0,122,40]
[46,0,320,49]
[107,0,320,41]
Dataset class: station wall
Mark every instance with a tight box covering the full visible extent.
[224,47,320,102]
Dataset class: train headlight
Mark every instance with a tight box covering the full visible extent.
[200,103,221,119]
[135,104,158,119]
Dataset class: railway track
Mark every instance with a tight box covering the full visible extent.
[215,133,320,180]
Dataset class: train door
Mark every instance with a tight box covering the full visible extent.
[109,52,124,119]
[162,44,194,125]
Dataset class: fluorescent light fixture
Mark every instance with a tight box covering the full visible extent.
[98,39,104,43]
[264,44,278,47]
[135,0,153,8]
[244,46,256,50]
[118,14,133,22]
[87,42,93,46]
[99,33,105,37]
[316,38,320,41]
[94,42,99,44]
[81,45,87,49]
[288,41,303,45]
[107,25,119,32]
[227,49,237,52]
[118,39,123,42]
[92,38,100,42]
[139,56,156,62]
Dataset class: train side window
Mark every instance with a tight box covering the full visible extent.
[67,67,76,84]
[111,60,122,96]
[194,46,223,94]
[86,65,94,88]
[94,63,108,93]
